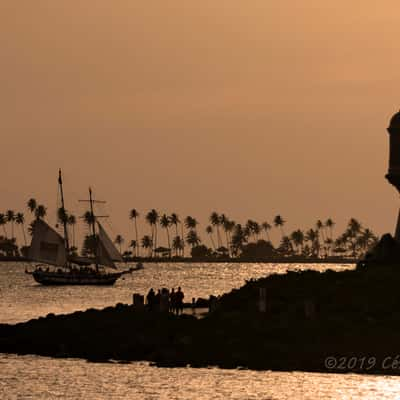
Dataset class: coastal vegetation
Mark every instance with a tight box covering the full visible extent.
[121,211,378,261]
[106,211,377,262]
[0,200,378,262]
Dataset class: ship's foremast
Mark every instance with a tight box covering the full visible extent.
[58,169,70,267]
[79,188,108,272]
[89,187,99,271]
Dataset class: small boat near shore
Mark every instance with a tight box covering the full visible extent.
[26,170,139,286]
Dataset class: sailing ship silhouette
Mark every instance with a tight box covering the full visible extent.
[26,170,137,285]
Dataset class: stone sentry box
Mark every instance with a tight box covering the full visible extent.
[386,111,400,240]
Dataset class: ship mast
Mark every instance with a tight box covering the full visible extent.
[88,187,99,270]
[79,188,108,271]
[58,169,70,255]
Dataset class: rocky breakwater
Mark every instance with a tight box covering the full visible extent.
[3,263,400,374]
[0,304,198,366]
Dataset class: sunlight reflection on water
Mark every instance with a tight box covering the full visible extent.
[2,355,400,400]
[5,262,392,400]
[0,262,354,324]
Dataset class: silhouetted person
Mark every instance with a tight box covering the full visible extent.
[192,297,196,315]
[160,288,170,312]
[154,289,161,311]
[209,295,220,312]
[146,288,155,310]
[169,288,176,313]
[175,287,184,315]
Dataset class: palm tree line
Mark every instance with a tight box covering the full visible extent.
[0,199,379,261]
[0,198,45,256]
[121,210,378,260]
[0,198,79,256]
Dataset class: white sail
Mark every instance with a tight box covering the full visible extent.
[28,219,67,267]
[97,222,123,269]
[97,243,117,269]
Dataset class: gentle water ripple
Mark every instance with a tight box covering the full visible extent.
[0,262,353,324]
[6,261,396,399]
[1,355,400,400]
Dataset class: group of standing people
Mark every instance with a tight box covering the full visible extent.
[146,286,185,315]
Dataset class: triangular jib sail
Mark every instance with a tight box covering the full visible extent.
[28,219,67,267]
[97,222,123,269]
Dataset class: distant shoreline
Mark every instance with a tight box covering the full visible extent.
[0,255,356,264]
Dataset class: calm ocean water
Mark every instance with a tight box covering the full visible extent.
[2,261,400,399]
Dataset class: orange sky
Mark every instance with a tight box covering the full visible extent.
[1,1,400,247]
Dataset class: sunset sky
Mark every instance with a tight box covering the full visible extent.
[1,1,400,246]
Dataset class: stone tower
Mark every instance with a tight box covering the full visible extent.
[386,111,400,240]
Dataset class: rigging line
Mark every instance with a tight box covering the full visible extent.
[48,186,59,231]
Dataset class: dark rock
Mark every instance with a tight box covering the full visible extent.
[3,262,400,374]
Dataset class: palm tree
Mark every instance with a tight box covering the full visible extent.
[27,199,38,238]
[325,218,335,240]
[114,235,124,254]
[129,240,137,257]
[279,235,294,256]
[316,219,326,244]
[82,210,95,228]
[141,235,153,257]
[324,237,333,256]
[34,205,47,220]
[360,228,378,254]
[305,228,319,257]
[206,225,216,250]
[333,235,347,256]
[348,218,362,236]
[252,221,261,241]
[273,215,286,239]
[220,214,229,246]
[6,210,15,239]
[220,214,233,256]
[169,214,185,257]
[172,235,184,257]
[185,216,198,230]
[160,214,171,256]
[27,198,37,215]
[290,229,304,255]
[145,209,159,255]
[81,234,97,257]
[243,225,251,242]
[186,229,201,249]
[344,218,362,256]
[129,209,140,257]
[170,213,180,237]
[231,224,247,257]
[57,207,68,225]
[245,220,262,243]
[345,227,376,258]
[67,215,77,248]
[261,222,272,242]
[362,228,375,242]
[0,213,7,238]
[15,212,27,246]
[210,212,222,247]
[184,216,198,256]
[245,220,255,241]
[221,217,235,256]
[225,220,235,255]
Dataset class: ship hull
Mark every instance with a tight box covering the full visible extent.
[31,271,123,286]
